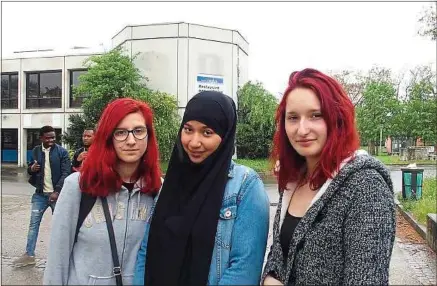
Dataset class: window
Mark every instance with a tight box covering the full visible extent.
[1,129,18,162]
[26,71,62,108]
[1,73,19,109]
[70,70,88,108]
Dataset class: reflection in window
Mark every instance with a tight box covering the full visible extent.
[1,73,19,109]
[26,71,62,108]
[70,70,88,108]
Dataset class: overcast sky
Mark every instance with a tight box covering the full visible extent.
[2,1,436,95]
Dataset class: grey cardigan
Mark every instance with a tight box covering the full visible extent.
[262,153,396,285]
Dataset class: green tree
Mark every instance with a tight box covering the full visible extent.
[73,47,146,124]
[236,81,278,158]
[136,88,180,161]
[64,47,180,161]
[63,114,87,148]
[356,80,399,155]
[403,65,437,145]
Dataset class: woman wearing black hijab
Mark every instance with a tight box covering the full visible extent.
[134,91,270,285]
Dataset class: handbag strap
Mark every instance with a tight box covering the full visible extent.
[101,197,123,286]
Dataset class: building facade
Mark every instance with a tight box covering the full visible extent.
[1,22,249,166]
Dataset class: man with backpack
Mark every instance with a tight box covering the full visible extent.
[13,125,71,267]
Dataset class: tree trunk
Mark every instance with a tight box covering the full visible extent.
[368,141,376,156]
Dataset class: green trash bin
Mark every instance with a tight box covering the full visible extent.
[401,168,424,200]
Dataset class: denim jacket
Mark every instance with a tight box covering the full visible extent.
[133,161,270,285]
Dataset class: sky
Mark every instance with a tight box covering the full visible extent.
[1,1,436,95]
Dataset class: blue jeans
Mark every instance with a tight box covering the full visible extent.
[26,193,56,256]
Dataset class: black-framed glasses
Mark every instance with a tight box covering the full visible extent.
[113,127,148,141]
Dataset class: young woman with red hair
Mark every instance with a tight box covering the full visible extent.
[262,69,395,285]
[44,98,162,285]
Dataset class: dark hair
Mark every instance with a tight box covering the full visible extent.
[84,127,96,133]
[39,125,55,137]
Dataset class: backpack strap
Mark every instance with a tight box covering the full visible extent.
[74,192,97,243]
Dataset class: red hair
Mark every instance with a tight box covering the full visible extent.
[80,98,162,197]
[271,68,360,191]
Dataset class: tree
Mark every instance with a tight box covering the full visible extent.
[136,88,180,161]
[73,47,146,124]
[63,114,87,149]
[64,47,180,161]
[402,65,437,145]
[356,80,399,155]
[236,81,278,158]
[418,3,437,40]
[330,69,366,106]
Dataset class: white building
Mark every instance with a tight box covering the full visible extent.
[1,22,249,166]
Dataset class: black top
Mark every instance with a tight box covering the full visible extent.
[71,147,87,172]
[280,211,302,262]
[122,182,135,192]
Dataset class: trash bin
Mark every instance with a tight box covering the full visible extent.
[401,168,424,200]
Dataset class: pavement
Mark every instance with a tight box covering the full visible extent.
[1,165,436,285]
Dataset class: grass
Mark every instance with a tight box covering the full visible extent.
[160,159,272,174]
[398,178,437,225]
[375,155,434,165]
[234,158,273,173]
[159,154,435,174]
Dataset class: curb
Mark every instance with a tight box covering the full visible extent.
[385,163,437,166]
[395,199,427,240]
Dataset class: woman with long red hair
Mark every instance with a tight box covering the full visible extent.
[262,69,395,285]
[44,98,162,285]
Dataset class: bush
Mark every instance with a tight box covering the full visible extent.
[236,81,278,158]
[137,88,180,161]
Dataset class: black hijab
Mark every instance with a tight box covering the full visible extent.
[145,91,237,286]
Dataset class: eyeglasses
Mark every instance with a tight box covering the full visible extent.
[113,127,148,141]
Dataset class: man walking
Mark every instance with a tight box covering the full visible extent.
[13,126,71,267]
[71,127,95,172]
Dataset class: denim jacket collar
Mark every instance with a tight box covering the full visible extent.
[228,160,236,178]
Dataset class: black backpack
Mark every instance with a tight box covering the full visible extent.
[74,192,97,243]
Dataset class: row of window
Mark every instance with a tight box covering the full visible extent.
[1,70,87,109]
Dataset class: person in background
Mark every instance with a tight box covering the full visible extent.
[134,91,270,285]
[43,98,162,285]
[13,125,71,267]
[262,68,396,285]
[71,127,95,172]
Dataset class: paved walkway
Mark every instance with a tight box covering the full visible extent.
[1,178,436,285]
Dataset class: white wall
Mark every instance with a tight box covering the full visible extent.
[238,48,249,88]
[132,24,179,39]
[1,114,20,128]
[1,59,20,72]
[132,39,178,96]
[112,26,132,48]
[187,39,233,103]
[189,24,233,43]
[21,56,63,72]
